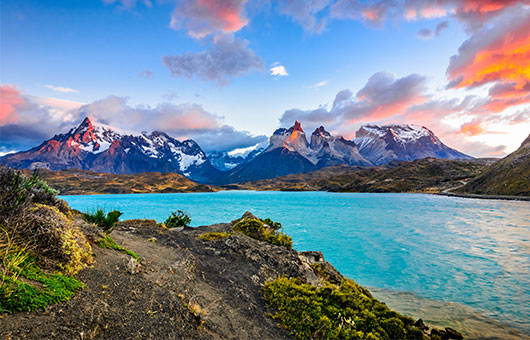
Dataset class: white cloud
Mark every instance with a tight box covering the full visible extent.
[44,85,79,94]
[270,62,288,77]
[310,80,328,88]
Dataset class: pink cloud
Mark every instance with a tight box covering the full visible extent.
[0,85,25,125]
[170,0,249,38]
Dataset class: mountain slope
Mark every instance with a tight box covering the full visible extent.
[222,147,318,184]
[1,117,222,183]
[354,124,472,165]
[458,134,530,196]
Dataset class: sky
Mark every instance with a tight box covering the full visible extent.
[1,0,529,157]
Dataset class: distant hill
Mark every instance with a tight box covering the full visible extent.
[224,158,490,193]
[26,169,215,195]
[457,134,530,196]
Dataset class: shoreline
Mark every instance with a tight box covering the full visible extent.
[369,287,530,340]
[59,188,530,202]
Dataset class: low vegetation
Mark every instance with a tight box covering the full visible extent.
[198,232,232,240]
[225,159,489,193]
[164,210,192,228]
[0,166,92,314]
[233,217,292,249]
[0,257,84,314]
[263,277,424,340]
[82,208,122,232]
[96,235,139,262]
[24,169,216,195]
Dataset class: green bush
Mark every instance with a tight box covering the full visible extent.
[82,209,122,231]
[233,217,292,249]
[262,277,423,340]
[164,210,191,228]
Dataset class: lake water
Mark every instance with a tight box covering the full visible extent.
[61,191,530,337]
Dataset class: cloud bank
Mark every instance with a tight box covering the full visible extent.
[163,34,265,85]
[0,85,267,153]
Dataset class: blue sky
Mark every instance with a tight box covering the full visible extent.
[1,0,529,156]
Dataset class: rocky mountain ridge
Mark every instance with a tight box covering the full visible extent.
[2,118,473,184]
[354,124,472,165]
[1,117,221,183]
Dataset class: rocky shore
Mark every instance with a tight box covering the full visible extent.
[2,209,467,340]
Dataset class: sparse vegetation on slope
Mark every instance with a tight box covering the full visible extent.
[225,158,489,193]
[24,169,216,195]
[95,235,139,262]
[197,232,232,240]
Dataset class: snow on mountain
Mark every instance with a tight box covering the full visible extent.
[1,117,219,182]
[354,124,472,165]
[208,148,264,171]
[267,121,369,167]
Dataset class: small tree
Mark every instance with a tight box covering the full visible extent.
[164,210,191,228]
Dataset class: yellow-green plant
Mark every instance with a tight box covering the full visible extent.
[233,218,292,249]
[263,277,424,340]
[197,232,232,240]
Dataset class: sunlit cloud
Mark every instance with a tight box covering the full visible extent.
[270,62,288,77]
[169,0,249,39]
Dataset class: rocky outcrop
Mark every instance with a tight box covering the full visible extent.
[2,211,466,339]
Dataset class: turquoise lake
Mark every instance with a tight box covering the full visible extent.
[61,191,530,336]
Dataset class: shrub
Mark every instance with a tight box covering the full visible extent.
[0,167,61,218]
[263,277,422,340]
[25,204,93,274]
[82,209,122,231]
[164,210,191,228]
[197,232,232,240]
[233,217,292,249]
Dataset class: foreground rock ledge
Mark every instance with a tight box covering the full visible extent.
[2,212,462,340]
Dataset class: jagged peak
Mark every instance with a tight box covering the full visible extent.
[292,120,304,133]
[312,126,331,137]
[72,117,94,135]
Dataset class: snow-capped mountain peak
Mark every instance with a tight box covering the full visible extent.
[354,124,471,165]
[2,116,219,182]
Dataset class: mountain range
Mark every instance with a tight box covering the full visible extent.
[1,117,472,184]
